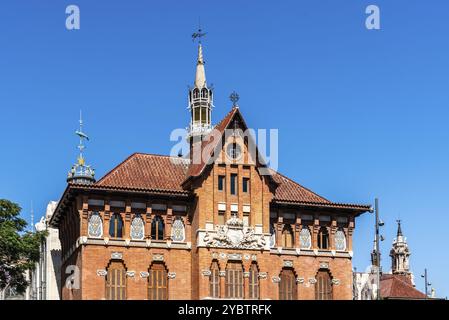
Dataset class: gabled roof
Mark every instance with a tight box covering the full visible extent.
[184,107,240,180]
[51,107,370,216]
[380,274,427,299]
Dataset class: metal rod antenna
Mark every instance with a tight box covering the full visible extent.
[375,198,381,300]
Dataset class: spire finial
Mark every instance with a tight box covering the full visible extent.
[192,18,207,44]
[67,111,95,184]
[192,23,207,88]
[396,219,403,237]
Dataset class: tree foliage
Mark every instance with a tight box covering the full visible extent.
[0,199,47,295]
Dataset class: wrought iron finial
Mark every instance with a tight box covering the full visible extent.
[67,111,95,184]
[192,19,207,44]
[230,91,239,106]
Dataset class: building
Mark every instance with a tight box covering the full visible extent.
[353,221,427,300]
[49,38,371,300]
[27,201,62,300]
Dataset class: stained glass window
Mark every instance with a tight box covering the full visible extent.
[171,217,185,242]
[88,212,103,238]
[299,227,312,249]
[335,229,347,251]
[130,214,145,240]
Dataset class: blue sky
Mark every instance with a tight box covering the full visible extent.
[0,0,448,298]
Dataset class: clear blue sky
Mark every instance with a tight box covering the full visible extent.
[0,0,448,298]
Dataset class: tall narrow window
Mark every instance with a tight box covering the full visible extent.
[148,263,168,300]
[225,261,243,299]
[279,268,297,300]
[249,263,259,299]
[151,216,165,240]
[230,174,238,195]
[315,270,333,300]
[105,261,126,300]
[109,213,123,238]
[209,261,220,298]
[218,175,225,191]
[242,177,250,193]
[282,225,294,248]
[317,227,329,250]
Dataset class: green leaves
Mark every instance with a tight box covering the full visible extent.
[0,199,47,294]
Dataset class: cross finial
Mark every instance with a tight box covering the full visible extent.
[230,91,239,106]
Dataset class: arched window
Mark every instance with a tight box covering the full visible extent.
[171,217,185,242]
[109,213,123,238]
[299,227,312,249]
[130,214,145,240]
[193,88,199,99]
[209,260,220,298]
[148,262,168,300]
[201,88,208,98]
[315,270,333,300]
[151,216,164,240]
[317,226,329,250]
[225,261,243,299]
[105,261,126,300]
[249,263,259,299]
[282,225,294,248]
[279,268,297,300]
[335,228,347,251]
[88,212,103,238]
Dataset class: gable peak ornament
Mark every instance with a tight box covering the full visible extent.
[230,91,239,107]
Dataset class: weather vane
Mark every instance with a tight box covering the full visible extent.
[192,18,207,43]
[230,91,240,106]
[75,110,89,165]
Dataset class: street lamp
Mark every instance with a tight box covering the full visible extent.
[421,268,432,299]
[374,198,385,300]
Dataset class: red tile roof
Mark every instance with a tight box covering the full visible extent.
[90,152,369,210]
[95,153,190,194]
[87,107,370,211]
[380,274,427,299]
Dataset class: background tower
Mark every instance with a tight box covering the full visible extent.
[67,111,95,184]
[390,220,411,275]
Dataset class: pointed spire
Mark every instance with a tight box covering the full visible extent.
[195,44,207,88]
[396,219,403,237]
